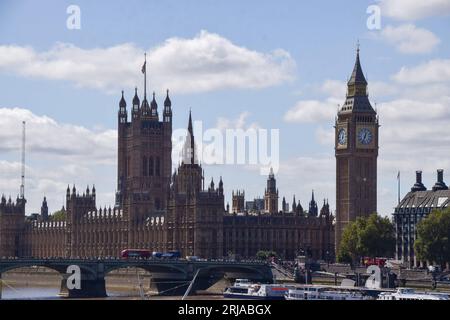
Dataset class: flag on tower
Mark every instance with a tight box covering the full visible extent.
[141,60,146,74]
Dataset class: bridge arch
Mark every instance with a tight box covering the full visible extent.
[0,263,66,275]
[103,263,190,296]
[103,266,152,297]
[0,262,97,279]
[198,264,272,281]
[103,263,188,277]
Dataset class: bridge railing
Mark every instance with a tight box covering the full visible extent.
[0,257,269,266]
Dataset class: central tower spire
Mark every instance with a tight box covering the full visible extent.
[182,110,197,165]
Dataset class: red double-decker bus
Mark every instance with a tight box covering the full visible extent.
[120,249,151,259]
[363,257,387,267]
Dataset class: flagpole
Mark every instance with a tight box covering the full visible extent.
[144,52,147,99]
[398,171,401,205]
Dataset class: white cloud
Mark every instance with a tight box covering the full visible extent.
[378,97,450,214]
[283,99,338,123]
[379,98,450,156]
[280,57,450,215]
[319,80,346,99]
[393,59,450,85]
[378,98,450,122]
[0,108,116,163]
[0,30,296,94]
[368,81,399,98]
[399,83,450,100]
[380,0,450,20]
[0,108,117,213]
[216,112,260,131]
[0,158,116,215]
[277,156,335,209]
[315,127,335,146]
[381,24,440,54]
[279,95,450,216]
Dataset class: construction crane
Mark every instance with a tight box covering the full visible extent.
[20,121,25,200]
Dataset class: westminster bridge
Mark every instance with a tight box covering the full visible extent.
[0,258,274,298]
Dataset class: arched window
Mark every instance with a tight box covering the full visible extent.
[156,157,161,176]
[155,198,161,210]
[149,157,154,176]
[143,157,148,176]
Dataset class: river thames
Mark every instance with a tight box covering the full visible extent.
[1,286,227,300]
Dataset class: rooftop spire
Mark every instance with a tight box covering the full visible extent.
[132,87,140,107]
[188,109,193,135]
[182,110,196,165]
[119,90,127,111]
[150,91,158,118]
[348,43,367,86]
[340,44,375,113]
[268,167,275,181]
[164,89,171,107]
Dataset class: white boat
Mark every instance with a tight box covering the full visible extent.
[233,279,252,288]
[378,288,449,300]
[285,285,372,300]
[224,283,293,300]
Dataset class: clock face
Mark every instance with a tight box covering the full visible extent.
[338,128,347,145]
[358,128,373,145]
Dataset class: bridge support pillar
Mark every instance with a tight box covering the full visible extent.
[59,275,107,298]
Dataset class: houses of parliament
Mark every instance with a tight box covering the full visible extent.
[0,48,378,261]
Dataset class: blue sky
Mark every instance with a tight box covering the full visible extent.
[0,0,449,215]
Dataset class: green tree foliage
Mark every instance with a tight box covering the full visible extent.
[50,210,67,221]
[337,213,395,264]
[256,250,277,260]
[414,208,450,267]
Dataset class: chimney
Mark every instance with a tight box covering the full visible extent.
[438,169,444,183]
[432,169,448,191]
[416,171,423,184]
[411,170,427,192]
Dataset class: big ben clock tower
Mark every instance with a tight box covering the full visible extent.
[335,47,379,253]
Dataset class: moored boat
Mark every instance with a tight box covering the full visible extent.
[285,285,373,300]
[224,282,293,300]
[378,288,449,300]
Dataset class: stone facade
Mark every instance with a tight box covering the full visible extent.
[232,191,245,214]
[0,197,26,257]
[223,203,334,260]
[264,168,279,214]
[0,70,335,260]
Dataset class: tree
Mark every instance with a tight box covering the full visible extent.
[51,210,67,221]
[414,208,450,267]
[337,221,360,264]
[337,213,395,264]
[256,250,277,260]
